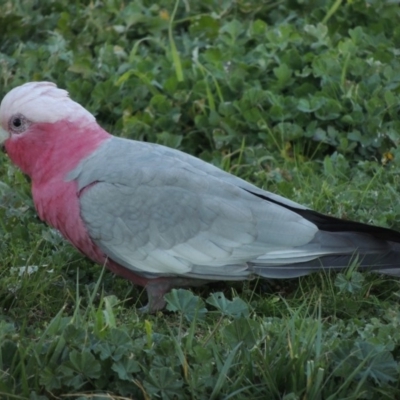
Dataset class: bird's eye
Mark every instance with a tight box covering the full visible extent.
[12,117,22,128]
[9,114,27,133]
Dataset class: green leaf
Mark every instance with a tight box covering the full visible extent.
[335,272,364,294]
[297,97,325,113]
[165,289,207,321]
[355,342,398,384]
[334,341,398,385]
[69,350,101,379]
[0,339,18,370]
[144,367,183,399]
[206,292,249,318]
[220,19,243,40]
[112,358,141,380]
[273,63,292,85]
[190,15,220,39]
[250,19,268,36]
[222,318,260,349]
[156,131,182,148]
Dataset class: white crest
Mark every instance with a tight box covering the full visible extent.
[0,82,96,128]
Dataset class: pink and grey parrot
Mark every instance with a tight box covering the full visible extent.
[1,82,400,311]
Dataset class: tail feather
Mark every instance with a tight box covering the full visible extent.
[245,188,400,243]
[242,188,400,279]
[251,249,400,279]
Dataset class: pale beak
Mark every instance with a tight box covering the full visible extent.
[0,126,9,145]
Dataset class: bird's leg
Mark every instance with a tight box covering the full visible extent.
[140,280,169,313]
[140,278,210,313]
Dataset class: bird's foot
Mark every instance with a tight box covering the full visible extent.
[139,278,210,313]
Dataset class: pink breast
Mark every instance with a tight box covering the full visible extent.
[33,179,104,262]
[32,179,151,287]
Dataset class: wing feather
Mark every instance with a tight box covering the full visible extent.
[72,137,319,278]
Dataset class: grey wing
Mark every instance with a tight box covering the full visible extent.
[71,137,309,211]
[78,164,319,279]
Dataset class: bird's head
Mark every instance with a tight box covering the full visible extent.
[0,82,109,180]
[0,81,96,145]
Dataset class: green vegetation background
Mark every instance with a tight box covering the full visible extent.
[1,0,400,398]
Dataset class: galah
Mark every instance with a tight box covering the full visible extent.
[1,82,400,312]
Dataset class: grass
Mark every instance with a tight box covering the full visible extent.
[2,153,400,399]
